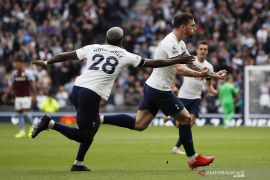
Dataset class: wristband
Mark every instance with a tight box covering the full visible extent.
[44,61,48,65]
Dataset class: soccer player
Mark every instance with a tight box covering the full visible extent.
[218,74,239,128]
[31,27,196,171]
[2,56,36,138]
[163,40,226,155]
[101,13,226,169]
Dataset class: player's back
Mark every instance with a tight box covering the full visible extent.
[74,44,141,100]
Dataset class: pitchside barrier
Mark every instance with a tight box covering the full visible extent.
[0,112,269,127]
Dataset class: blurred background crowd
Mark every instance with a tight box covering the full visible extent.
[0,0,270,114]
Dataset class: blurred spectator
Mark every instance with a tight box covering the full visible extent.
[56,85,69,108]
[40,94,60,113]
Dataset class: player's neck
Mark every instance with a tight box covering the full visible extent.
[197,58,204,63]
[172,30,184,42]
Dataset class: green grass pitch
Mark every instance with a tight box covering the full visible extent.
[0,124,270,180]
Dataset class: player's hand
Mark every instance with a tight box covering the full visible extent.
[31,60,47,67]
[172,86,178,95]
[200,67,209,77]
[208,72,223,79]
[175,52,195,64]
[216,70,227,79]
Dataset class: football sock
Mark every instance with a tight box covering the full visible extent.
[103,114,135,129]
[18,113,25,133]
[76,142,92,161]
[52,122,83,143]
[22,112,33,125]
[76,120,99,161]
[170,117,177,126]
[179,125,196,157]
[175,137,182,148]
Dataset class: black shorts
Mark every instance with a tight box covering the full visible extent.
[138,84,184,116]
[179,98,201,117]
[71,86,101,129]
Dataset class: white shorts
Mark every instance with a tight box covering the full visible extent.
[15,97,32,111]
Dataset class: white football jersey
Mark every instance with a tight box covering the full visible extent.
[146,32,189,91]
[178,57,213,99]
[74,44,142,100]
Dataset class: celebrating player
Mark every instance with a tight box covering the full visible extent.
[31,26,196,171]
[163,40,227,155]
[101,13,226,169]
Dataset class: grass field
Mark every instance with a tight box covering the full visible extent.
[0,124,270,180]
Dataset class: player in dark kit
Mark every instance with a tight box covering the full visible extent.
[2,57,36,138]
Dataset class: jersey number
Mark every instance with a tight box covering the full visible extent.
[89,54,119,74]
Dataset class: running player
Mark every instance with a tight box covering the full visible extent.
[163,40,226,155]
[101,13,226,169]
[31,27,195,171]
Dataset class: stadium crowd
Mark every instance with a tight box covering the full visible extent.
[0,0,270,113]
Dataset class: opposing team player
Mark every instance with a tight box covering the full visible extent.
[163,40,226,155]
[31,27,196,171]
[101,13,226,169]
[2,56,36,138]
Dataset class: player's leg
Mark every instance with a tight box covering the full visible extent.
[101,85,158,131]
[171,108,213,169]
[21,97,34,137]
[160,94,214,169]
[223,101,235,127]
[101,109,155,131]
[14,98,26,138]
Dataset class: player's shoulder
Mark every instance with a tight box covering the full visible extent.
[161,33,178,46]
[203,59,213,68]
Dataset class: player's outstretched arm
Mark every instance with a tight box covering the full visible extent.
[141,53,195,68]
[176,64,208,77]
[31,51,79,66]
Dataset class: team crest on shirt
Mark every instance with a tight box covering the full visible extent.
[172,45,179,55]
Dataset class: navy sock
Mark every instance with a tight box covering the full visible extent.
[103,114,135,130]
[76,120,100,161]
[175,137,182,148]
[76,142,92,161]
[170,117,176,126]
[53,122,83,143]
[179,125,196,157]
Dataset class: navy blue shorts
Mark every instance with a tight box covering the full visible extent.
[71,86,101,130]
[138,84,184,116]
[179,98,201,117]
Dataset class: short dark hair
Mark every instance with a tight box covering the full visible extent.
[106,27,124,46]
[173,12,194,28]
[195,40,208,49]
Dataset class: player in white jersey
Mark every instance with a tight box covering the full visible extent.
[30,27,195,171]
[101,13,226,169]
[164,40,225,155]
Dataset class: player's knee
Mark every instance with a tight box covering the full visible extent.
[81,118,100,143]
[81,129,92,143]
[181,115,192,125]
